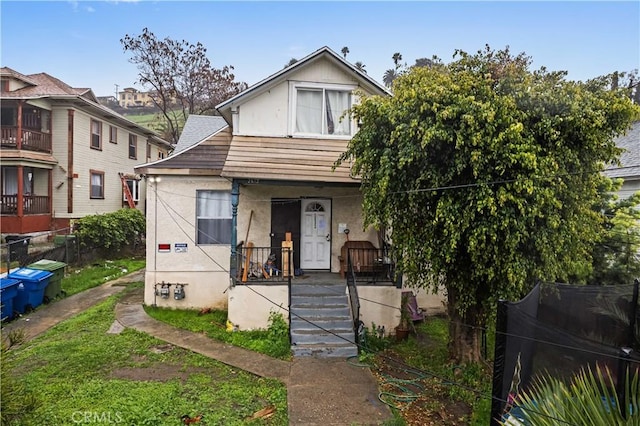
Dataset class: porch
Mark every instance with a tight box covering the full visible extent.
[0,102,52,153]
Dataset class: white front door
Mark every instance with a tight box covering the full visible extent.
[300,199,331,270]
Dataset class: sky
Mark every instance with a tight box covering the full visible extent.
[1,1,639,97]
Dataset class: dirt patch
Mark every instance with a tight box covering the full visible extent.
[372,345,473,425]
[109,364,205,383]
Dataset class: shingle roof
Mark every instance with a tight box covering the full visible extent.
[606,121,640,179]
[172,115,228,154]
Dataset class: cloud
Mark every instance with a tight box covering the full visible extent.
[85,6,95,13]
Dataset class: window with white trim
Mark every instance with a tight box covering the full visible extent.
[196,190,232,245]
[291,83,353,137]
[124,179,140,202]
[109,125,117,143]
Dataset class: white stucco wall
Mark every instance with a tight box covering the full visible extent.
[357,286,403,333]
[143,175,232,309]
[227,284,289,330]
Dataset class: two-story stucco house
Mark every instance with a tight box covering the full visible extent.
[0,67,172,237]
[135,47,445,357]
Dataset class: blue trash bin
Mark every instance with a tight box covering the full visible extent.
[9,268,53,313]
[1,277,20,321]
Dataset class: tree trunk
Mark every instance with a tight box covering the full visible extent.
[447,288,484,364]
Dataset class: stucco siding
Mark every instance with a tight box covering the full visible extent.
[358,286,403,333]
[237,83,289,136]
[237,184,377,273]
[236,57,371,137]
[227,285,288,330]
[143,175,232,309]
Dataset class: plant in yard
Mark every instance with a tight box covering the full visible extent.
[501,364,639,425]
[74,208,145,252]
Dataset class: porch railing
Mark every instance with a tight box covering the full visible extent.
[235,243,293,284]
[1,127,52,153]
[1,195,50,215]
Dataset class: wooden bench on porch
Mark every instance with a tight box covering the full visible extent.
[339,240,379,279]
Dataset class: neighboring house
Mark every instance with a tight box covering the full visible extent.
[118,87,155,108]
[0,67,172,236]
[136,47,446,339]
[605,121,640,200]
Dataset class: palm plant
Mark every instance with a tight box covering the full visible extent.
[501,364,639,425]
[354,61,366,73]
[341,46,349,59]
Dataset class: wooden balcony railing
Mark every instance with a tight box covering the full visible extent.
[1,127,52,153]
[1,194,50,215]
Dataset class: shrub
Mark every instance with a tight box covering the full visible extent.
[74,209,145,252]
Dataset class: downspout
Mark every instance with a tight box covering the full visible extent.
[229,179,240,284]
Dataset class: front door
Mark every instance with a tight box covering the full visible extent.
[300,199,331,270]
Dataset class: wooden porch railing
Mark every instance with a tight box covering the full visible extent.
[235,243,293,284]
[0,127,52,153]
[1,195,50,215]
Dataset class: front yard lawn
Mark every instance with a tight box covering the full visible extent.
[2,286,287,426]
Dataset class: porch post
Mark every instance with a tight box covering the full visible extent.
[229,179,240,283]
[16,166,24,217]
[48,169,53,214]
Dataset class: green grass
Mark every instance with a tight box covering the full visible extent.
[3,290,287,425]
[145,307,292,360]
[62,258,145,297]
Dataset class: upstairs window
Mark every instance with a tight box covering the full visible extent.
[109,125,117,144]
[196,190,232,245]
[158,151,165,159]
[292,83,353,137]
[146,143,151,159]
[129,134,137,159]
[90,119,102,150]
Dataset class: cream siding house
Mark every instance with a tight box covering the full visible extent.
[1,67,171,236]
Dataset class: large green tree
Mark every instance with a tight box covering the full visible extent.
[339,46,638,363]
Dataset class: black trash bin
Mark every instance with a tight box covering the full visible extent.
[5,235,31,262]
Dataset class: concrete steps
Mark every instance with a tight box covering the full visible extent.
[290,283,358,358]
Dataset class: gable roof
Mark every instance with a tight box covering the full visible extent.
[1,67,171,149]
[216,46,390,124]
[606,121,640,179]
[135,115,231,174]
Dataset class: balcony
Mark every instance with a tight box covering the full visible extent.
[1,194,51,215]
[1,127,52,153]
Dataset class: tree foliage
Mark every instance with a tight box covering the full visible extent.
[339,45,639,362]
[574,180,640,285]
[121,28,247,143]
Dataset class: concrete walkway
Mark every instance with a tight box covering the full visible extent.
[2,269,392,425]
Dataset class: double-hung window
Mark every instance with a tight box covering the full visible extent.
[109,125,117,144]
[90,170,104,199]
[129,134,137,159]
[292,83,353,137]
[196,190,232,245]
[90,119,102,150]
